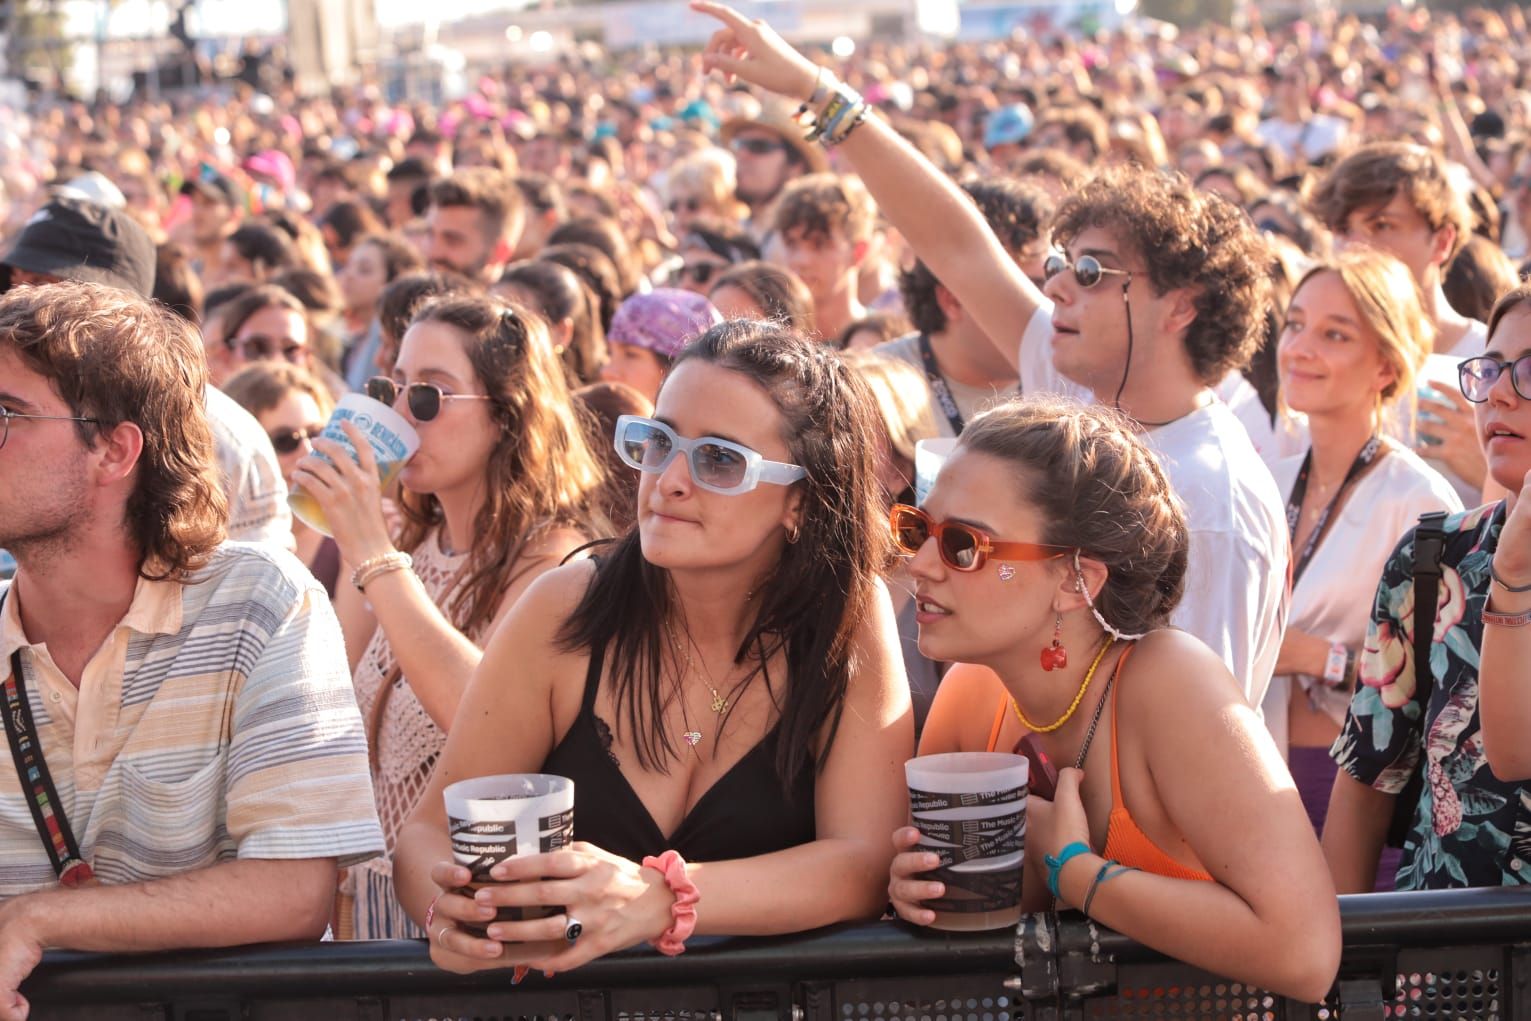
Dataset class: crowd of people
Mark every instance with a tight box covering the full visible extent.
[0,0,1529,1013]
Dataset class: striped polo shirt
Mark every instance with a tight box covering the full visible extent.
[0,542,383,894]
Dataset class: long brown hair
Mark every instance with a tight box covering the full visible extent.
[396,294,611,639]
[557,319,890,785]
[0,282,226,580]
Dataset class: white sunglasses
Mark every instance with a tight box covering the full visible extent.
[613,415,806,496]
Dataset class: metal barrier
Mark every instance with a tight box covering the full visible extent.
[19,887,1531,1020]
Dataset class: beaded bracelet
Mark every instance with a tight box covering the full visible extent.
[351,550,414,592]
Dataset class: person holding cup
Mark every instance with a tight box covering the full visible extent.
[888,396,1341,1004]
[392,319,913,975]
[292,293,611,939]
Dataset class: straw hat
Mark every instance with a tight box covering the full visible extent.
[720,101,829,174]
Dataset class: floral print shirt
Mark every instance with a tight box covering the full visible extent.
[1331,501,1531,890]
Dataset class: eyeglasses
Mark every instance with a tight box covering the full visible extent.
[0,406,99,450]
[731,137,786,157]
[680,262,724,287]
[889,503,1072,573]
[1042,253,1134,290]
[268,424,324,455]
[1459,354,1531,403]
[235,334,307,365]
[613,415,806,496]
[365,376,494,422]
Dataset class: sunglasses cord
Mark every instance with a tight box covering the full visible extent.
[1110,282,1135,416]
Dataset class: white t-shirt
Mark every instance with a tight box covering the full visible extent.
[1256,115,1349,164]
[1017,303,1290,706]
[1260,447,1463,754]
[1216,371,1278,462]
[206,385,294,550]
[1416,319,1488,507]
[874,332,1018,438]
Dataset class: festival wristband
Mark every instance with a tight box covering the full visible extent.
[1044,841,1092,899]
[1323,642,1349,687]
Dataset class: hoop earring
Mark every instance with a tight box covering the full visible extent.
[1041,612,1067,671]
[785,523,801,545]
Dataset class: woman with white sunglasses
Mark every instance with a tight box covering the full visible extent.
[292,293,610,939]
[393,318,913,976]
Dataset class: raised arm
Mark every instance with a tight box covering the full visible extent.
[1480,481,1531,779]
[693,1,1042,370]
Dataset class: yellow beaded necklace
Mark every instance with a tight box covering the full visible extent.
[1011,638,1116,734]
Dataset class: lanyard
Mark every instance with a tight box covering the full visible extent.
[916,333,966,436]
[0,592,95,887]
[1285,435,1384,588]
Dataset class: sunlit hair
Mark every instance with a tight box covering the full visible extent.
[838,350,940,467]
[1288,247,1434,431]
[221,361,335,421]
[0,282,226,579]
[557,319,890,784]
[397,294,611,639]
[960,395,1188,640]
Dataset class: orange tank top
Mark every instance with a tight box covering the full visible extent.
[986,648,1213,882]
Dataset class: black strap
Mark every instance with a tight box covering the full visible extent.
[1285,436,1385,587]
[916,334,966,436]
[0,590,94,885]
[1387,511,1449,850]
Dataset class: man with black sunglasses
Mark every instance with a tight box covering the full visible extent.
[720,105,828,245]
[693,12,1290,709]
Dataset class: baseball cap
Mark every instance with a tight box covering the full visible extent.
[1,196,156,297]
[608,289,722,360]
[984,104,1034,150]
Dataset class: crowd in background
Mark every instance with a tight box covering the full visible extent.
[0,0,1529,1012]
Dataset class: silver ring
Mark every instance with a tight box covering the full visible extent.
[434,923,450,946]
[563,916,583,943]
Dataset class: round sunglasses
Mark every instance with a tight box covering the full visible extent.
[1042,253,1133,290]
[614,415,806,496]
[889,504,1072,572]
[268,424,323,455]
[365,376,493,422]
[1459,354,1531,403]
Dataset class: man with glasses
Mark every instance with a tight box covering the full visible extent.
[0,194,293,551]
[0,282,381,1011]
[720,106,828,246]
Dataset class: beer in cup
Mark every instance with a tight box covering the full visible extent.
[288,393,419,537]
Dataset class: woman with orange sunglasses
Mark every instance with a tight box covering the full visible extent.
[887,394,1341,1004]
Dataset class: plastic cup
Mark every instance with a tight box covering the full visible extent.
[914,437,959,506]
[442,774,574,932]
[288,392,420,537]
[905,752,1028,932]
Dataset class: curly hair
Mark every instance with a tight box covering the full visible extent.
[557,319,890,784]
[1052,164,1274,385]
[397,294,611,640]
[773,173,877,246]
[0,282,226,580]
[1307,142,1473,264]
[961,394,1188,639]
[902,177,1053,336]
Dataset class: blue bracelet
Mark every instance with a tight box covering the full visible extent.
[1044,841,1092,899]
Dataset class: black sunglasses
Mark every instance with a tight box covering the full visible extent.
[365,376,493,422]
[1042,253,1134,290]
[680,262,723,286]
[669,196,704,214]
[1459,354,1531,403]
[731,137,786,157]
[268,424,323,455]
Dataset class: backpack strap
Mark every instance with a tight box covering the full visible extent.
[1411,511,1449,691]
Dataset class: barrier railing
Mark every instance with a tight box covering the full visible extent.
[19,887,1531,1020]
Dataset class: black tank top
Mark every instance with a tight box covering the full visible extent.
[541,638,816,863]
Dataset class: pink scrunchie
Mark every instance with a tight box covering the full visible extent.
[641,850,699,956]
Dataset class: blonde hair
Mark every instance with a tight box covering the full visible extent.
[221,361,335,421]
[666,149,739,215]
[839,350,940,464]
[1290,248,1434,431]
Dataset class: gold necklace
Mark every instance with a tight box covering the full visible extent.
[1011,638,1115,734]
[673,631,730,715]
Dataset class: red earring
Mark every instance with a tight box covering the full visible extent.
[1041,613,1068,672]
